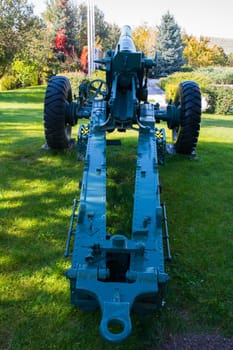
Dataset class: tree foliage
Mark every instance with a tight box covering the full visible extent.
[55,0,78,58]
[80,46,88,74]
[206,86,233,114]
[42,1,120,73]
[183,34,228,68]
[1,0,231,90]
[43,0,78,61]
[1,24,51,90]
[132,23,157,57]
[156,11,185,75]
[102,23,120,52]
[0,0,40,78]
[75,2,120,56]
[227,53,233,67]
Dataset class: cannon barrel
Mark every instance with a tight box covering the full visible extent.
[116,25,136,52]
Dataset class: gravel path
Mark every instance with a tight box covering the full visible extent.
[147,78,166,108]
[154,334,233,350]
[147,78,165,95]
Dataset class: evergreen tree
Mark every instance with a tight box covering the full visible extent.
[156,11,185,75]
[53,0,77,60]
[76,3,119,56]
[43,0,78,63]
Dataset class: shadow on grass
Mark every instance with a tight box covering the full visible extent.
[0,108,44,134]
[201,113,233,128]
[0,86,46,104]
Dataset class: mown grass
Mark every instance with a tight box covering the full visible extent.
[0,86,232,349]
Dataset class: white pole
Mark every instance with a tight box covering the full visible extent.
[91,0,95,73]
[87,0,95,77]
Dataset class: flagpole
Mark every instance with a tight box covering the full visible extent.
[87,0,95,77]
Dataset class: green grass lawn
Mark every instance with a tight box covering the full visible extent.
[0,86,232,349]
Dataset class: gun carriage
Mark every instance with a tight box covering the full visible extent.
[43,25,201,343]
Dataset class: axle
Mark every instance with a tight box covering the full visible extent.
[65,98,181,131]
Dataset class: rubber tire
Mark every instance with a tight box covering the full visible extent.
[44,76,72,149]
[175,81,201,155]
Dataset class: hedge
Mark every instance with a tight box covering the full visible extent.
[206,86,233,114]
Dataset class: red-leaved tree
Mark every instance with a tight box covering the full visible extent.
[54,28,68,54]
[52,0,77,61]
[80,46,88,74]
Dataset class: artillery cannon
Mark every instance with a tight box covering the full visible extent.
[43,25,201,343]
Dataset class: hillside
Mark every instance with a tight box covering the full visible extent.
[209,37,233,54]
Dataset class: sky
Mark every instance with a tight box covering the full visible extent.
[32,0,233,39]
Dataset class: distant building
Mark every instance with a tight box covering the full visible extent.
[209,37,233,54]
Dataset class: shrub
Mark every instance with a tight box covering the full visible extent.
[11,59,39,87]
[58,72,87,95]
[205,88,217,113]
[0,58,40,91]
[158,69,233,114]
[59,70,106,96]
[0,74,21,91]
[215,87,233,114]
[206,86,233,114]
[158,72,211,101]
[196,67,233,84]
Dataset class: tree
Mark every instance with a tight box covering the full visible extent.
[52,0,78,60]
[0,0,39,78]
[156,11,185,75]
[80,46,88,74]
[76,3,119,56]
[42,1,119,73]
[19,23,52,84]
[102,23,120,52]
[227,53,233,67]
[74,3,120,73]
[132,23,157,57]
[183,34,228,68]
[42,0,80,72]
